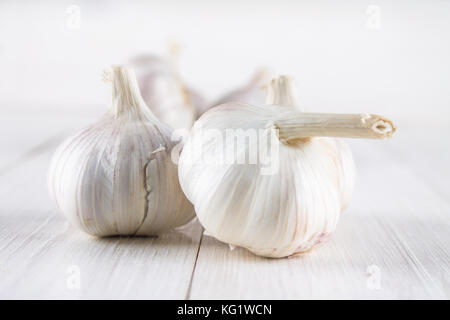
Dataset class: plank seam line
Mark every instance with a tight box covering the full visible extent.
[185,231,203,300]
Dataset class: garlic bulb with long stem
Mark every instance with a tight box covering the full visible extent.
[48,65,194,236]
[178,76,395,258]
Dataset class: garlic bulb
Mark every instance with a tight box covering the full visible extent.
[205,68,274,114]
[131,54,199,130]
[178,76,395,258]
[48,65,194,236]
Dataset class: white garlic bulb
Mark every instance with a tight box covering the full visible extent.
[48,65,194,236]
[131,54,199,130]
[178,76,395,258]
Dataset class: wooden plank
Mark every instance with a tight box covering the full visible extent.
[0,144,202,299]
[385,124,450,201]
[188,131,450,299]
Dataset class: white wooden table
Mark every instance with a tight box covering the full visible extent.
[0,107,449,299]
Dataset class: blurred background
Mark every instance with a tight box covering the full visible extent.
[1,0,449,119]
[1,0,449,184]
[1,0,450,176]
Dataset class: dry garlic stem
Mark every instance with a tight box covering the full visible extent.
[274,112,396,142]
[48,65,194,236]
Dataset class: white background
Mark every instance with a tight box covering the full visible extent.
[1,0,449,125]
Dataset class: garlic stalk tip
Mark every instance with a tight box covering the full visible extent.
[265,75,300,108]
[274,112,396,143]
[109,65,151,117]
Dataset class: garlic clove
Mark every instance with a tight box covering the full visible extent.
[48,65,194,237]
[178,76,395,258]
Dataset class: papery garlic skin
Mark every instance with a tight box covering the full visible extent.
[48,65,194,236]
[131,55,199,130]
[179,77,394,258]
